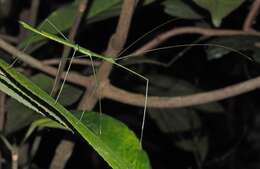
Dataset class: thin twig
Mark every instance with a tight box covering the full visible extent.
[29,0,40,26]
[243,0,260,31]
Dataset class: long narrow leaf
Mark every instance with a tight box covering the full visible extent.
[0,59,150,169]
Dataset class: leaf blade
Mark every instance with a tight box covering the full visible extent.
[0,59,150,169]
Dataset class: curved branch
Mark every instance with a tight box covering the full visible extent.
[133,27,260,56]
[243,0,260,31]
[0,38,91,87]
[102,76,260,108]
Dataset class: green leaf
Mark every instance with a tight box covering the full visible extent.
[77,111,150,169]
[5,73,82,134]
[163,0,202,19]
[27,112,151,169]
[24,118,66,141]
[0,59,150,169]
[193,0,245,27]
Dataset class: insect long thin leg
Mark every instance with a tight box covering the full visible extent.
[117,18,180,58]
[113,62,149,148]
[78,55,103,134]
[45,18,71,97]
[55,45,78,103]
[89,55,103,135]
[46,19,68,41]
[7,33,38,69]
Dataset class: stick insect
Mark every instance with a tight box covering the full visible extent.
[1,16,254,169]
[19,20,149,146]
[18,17,253,147]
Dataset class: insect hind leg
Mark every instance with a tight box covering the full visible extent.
[113,62,149,148]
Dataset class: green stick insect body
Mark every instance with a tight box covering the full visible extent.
[19,21,148,88]
[19,21,115,63]
[19,21,149,145]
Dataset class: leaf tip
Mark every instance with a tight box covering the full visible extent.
[213,18,221,27]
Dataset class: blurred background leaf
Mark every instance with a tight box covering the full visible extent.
[193,0,245,27]
[163,0,202,19]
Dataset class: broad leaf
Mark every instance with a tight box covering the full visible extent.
[26,112,151,169]
[193,0,244,27]
[0,59,150,169]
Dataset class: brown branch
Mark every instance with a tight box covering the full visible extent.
[0,38,91,87]
[243,0,260,31]
[102,76,260,108]
[133,27,260,56]
[104,0,137,56]
[49,140,75,169]
[0,136,18,169]
[29,0,40,26]
[0,34,18,44]
[78,0,138,110]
